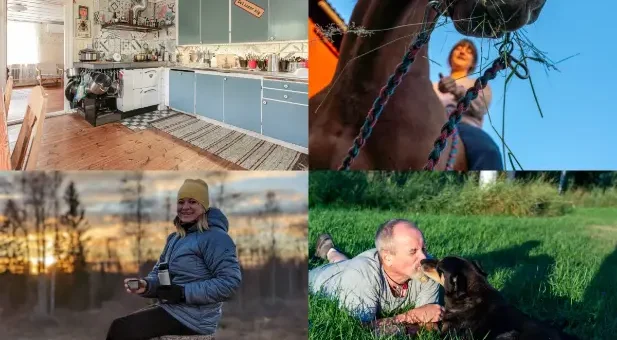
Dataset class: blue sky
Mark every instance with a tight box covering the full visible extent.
[327,0,615,170]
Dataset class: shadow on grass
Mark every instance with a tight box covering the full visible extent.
[467,241,617,339]
[580,245,617,340]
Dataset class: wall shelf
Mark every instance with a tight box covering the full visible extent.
[101,22,173,33]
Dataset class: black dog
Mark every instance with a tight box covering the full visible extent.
[420,257,579,340]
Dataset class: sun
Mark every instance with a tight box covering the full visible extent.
[29,255,57,269]
[44,255,57,267]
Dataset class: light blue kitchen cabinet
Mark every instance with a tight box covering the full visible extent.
[262,99,308,147]
[200,0,229,44]
[268,0,308,41]
[223,76,262,134]
[178,0,201,45]
[230,0,269,43]
[195,74,224,122]
[169,70,195,114]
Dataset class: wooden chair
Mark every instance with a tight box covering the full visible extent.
[0,87,9,170]
[36,63,63,87]
[10,85,48,170]
[3,76,13,118]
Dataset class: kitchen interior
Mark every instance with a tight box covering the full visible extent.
[14,0,309,171]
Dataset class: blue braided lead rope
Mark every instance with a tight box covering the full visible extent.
[338,32,431,170]
[445,127,458,170]
[338,2,444,170]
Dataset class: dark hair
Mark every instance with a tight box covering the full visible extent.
[448,38,478,73]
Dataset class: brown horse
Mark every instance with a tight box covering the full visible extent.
[309,0,546,170]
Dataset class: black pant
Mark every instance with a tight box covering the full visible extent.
[457,122,504,170]
[106,305,200,340]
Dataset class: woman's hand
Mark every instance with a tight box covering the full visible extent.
[124,278,147,294]
[438,73,458,94]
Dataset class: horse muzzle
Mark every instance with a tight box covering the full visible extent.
[446,0,547,38]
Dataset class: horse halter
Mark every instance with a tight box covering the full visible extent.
[338,1,532,171]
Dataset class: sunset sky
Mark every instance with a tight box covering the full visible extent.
[0,171,308,221]
[0,171,308,270]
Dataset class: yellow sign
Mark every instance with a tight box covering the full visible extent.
[234,0,265,18]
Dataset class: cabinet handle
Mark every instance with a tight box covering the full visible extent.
[263,100,267,105]
[283,94,288,99]
[224,77,227,80]
[283,84,288,88]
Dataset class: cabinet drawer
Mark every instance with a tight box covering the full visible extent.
[141,86,159,107]
[262,79,308,93]
[262,88,307,105]
[140,69,159,88]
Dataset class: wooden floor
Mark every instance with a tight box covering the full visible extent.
[8,85,65,123]
[21,114,244,170]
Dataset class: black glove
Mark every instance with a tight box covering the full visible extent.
[156,284,185,303]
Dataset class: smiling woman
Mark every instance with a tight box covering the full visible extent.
[0,170,309,339]
[106,178,242,339]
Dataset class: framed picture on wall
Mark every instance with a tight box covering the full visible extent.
[76,19,91,38]
[78,6,89,20]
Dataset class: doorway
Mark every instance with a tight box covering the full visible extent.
[4,0,67,126]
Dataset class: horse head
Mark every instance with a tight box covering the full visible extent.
[446,0,547,37]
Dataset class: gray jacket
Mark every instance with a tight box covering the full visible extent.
[141,207,242,335]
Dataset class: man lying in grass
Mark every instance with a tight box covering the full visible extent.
[309,219,444,336]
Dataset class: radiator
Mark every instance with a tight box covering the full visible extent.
[8,64,38,86]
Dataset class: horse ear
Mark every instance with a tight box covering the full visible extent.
[472,260,488,277]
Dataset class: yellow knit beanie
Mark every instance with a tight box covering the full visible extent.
[177,179,210,209]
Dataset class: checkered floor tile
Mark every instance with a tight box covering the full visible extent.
[120,109,176,131]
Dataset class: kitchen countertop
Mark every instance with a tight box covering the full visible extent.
[168,64,308,82]
[73,61,308,82]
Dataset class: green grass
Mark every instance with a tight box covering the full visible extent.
[308,207,617,340]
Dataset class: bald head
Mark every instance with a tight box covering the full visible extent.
[375,219,424,255]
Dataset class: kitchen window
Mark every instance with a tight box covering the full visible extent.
[7,21,40,65]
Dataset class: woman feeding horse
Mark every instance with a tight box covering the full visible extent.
[106,179,242,340]
[434,39,503,170]
[309,0,546,170]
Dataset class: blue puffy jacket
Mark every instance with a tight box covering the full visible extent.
[141,207,242,335]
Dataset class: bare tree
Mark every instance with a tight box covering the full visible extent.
[0,199,27,273]
[17,172,59,317]
[262,191,281,303]
[47,171,64,316]
[120,171,156,270]
[61,181,88,273]
[206,171,230,209]
[290,220,309,295]
[165,195,172,235]
[104,237,120,273]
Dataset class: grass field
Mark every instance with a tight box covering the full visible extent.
[308,207,617,340]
